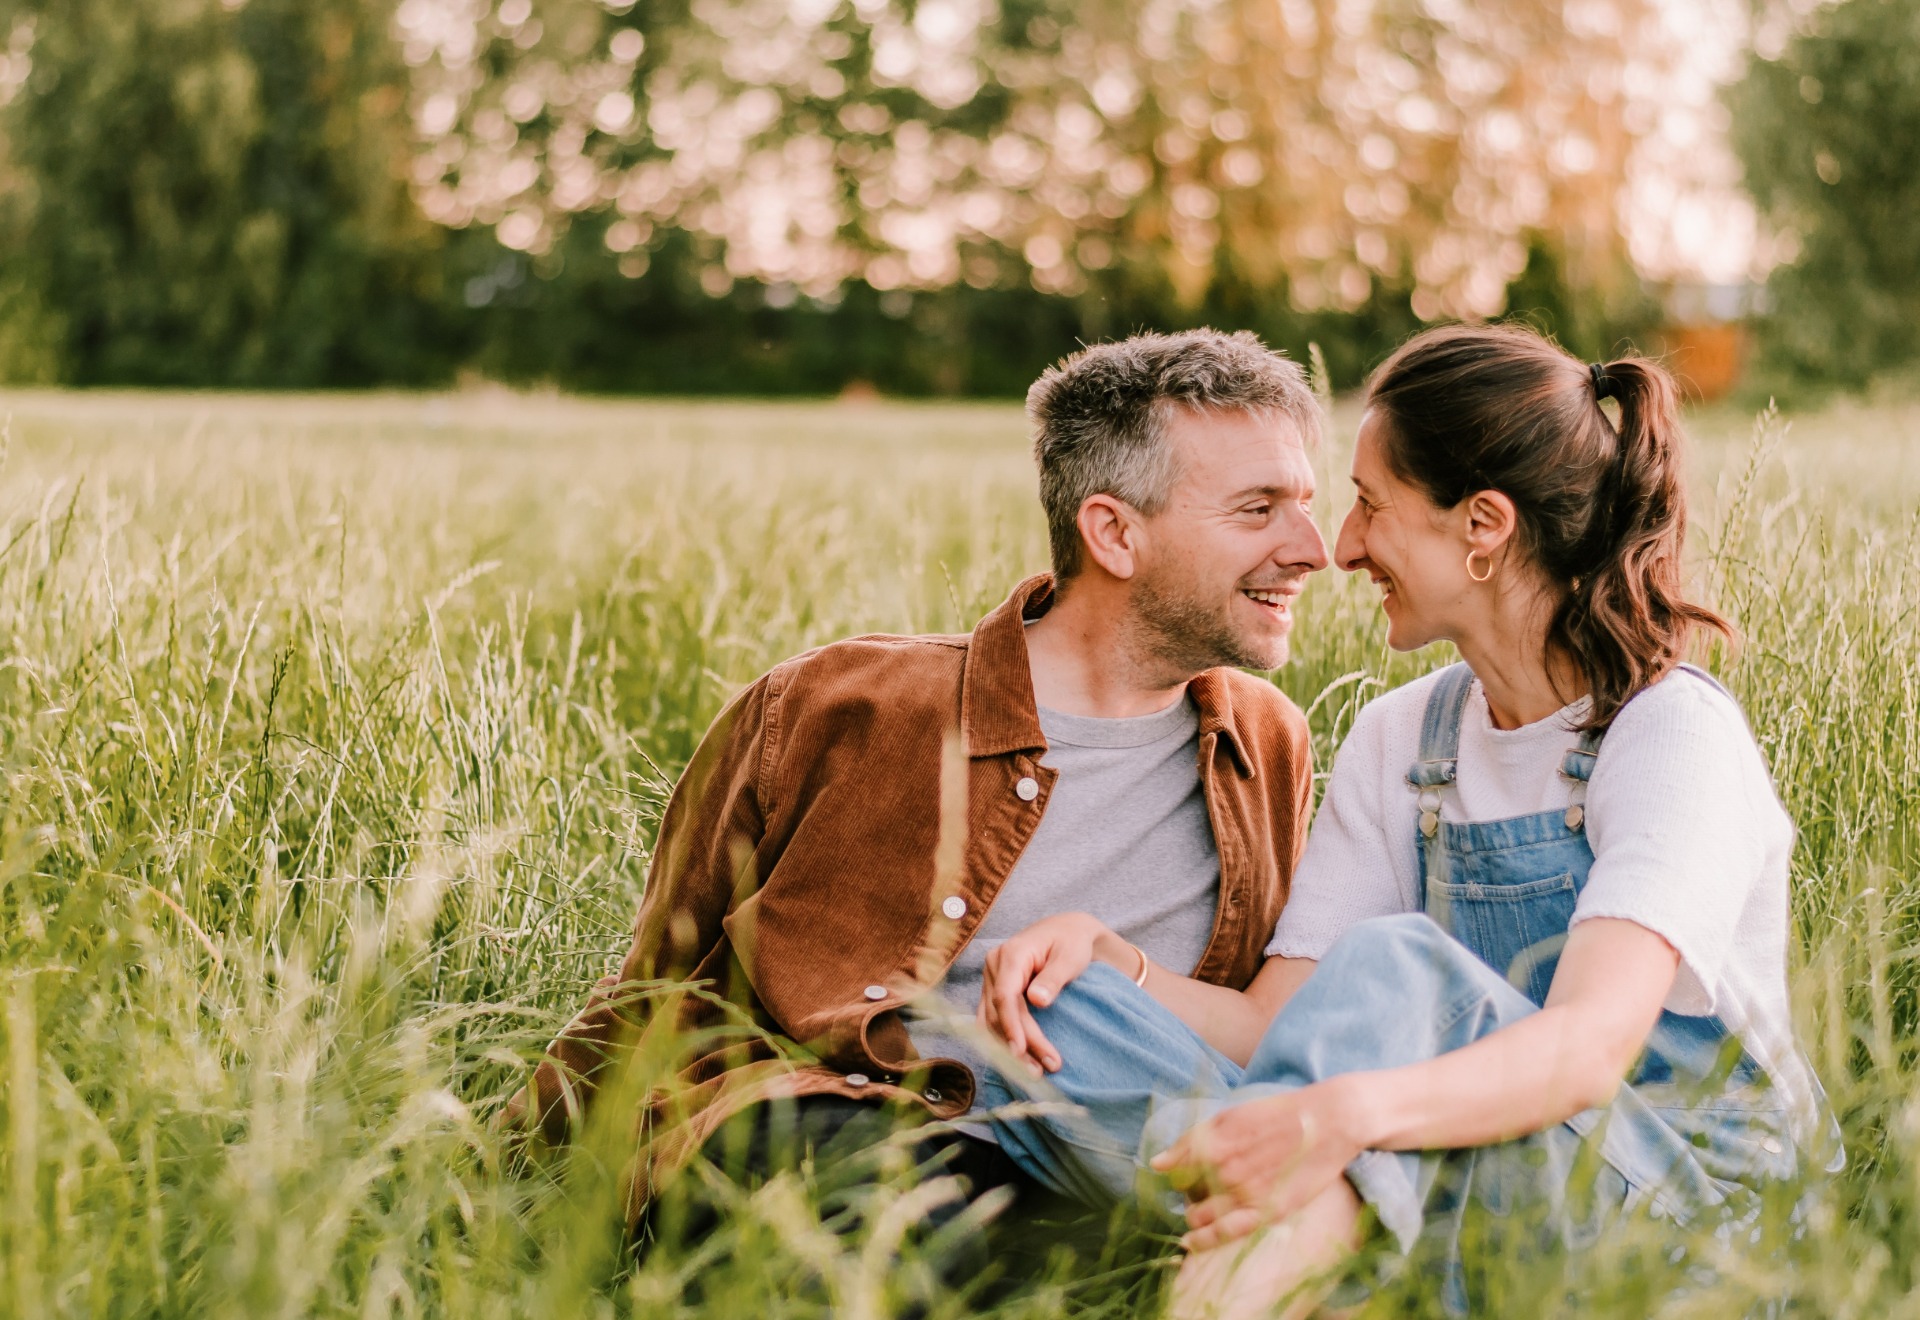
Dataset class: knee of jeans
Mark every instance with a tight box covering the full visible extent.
[1319,913,1476,989]
[1325,912,1447,958]
[1022,961,1158,1069]
[1030,960,1136,1033]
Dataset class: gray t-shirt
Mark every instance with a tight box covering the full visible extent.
[906,694,1221,1113]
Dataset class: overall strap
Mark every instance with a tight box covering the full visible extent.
[1408,663,1475,789]
[1560,728,1602,783]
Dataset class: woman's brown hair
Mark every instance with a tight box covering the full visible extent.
[1365,322,1732,731]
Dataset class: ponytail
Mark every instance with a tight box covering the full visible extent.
[1368,325,1733,730]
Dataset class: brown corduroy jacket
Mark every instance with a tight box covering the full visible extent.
[508,574,1315,1218]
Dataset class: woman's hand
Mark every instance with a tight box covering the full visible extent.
[978,912,1133,1074]
[1150,1076,1375,1252]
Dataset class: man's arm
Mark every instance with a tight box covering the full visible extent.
[626,676,776,985]
[505,674,775,1143]
[980,916,1314,1069]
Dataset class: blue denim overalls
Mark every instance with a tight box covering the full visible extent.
[1357,660,1828,1307]
[1410,666,1815,1188]
[980,663,1833,1314]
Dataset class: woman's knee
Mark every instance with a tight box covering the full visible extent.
[1321,913,1453,970]
[1317,914,1506,1000]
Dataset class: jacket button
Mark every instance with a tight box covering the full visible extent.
[1015,776,1039,801]
[845,1073,870,1087]
[941,896,967,919]
[863,984,887,1000]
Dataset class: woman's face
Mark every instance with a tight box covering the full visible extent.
[1334,409,1476,652]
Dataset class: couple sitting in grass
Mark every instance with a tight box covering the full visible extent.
[508,323,1839,1316]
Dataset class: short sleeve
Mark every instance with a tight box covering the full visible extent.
[1571,677,1777,1015]
[1265,703,1415,959]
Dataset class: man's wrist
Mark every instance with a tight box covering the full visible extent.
[1089,926,1133,970]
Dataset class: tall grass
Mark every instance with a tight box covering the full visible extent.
[0,388,1914,1317]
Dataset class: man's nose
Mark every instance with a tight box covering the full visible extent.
[1283,509,1331,573]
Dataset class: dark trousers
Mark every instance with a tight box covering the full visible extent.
[642,1095,1101,1294]
[701,1094,1025,1193]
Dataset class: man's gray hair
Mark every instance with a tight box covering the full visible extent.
[1027,328,1322,579]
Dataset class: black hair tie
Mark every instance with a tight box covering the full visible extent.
[1589,362,1618,401]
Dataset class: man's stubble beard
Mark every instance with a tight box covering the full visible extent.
[1130,566,1289,676]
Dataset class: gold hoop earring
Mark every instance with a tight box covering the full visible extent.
[1466,549,1493,583]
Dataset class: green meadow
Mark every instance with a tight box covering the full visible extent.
[0,387,1916,1317]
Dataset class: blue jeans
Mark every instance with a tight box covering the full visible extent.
[979,913,1777,1310]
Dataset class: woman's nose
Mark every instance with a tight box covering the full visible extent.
[1334,505,1367,572]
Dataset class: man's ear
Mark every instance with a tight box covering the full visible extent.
[1462,489,1519,562]
[1076,494,1142,581]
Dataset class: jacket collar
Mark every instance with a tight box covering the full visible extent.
[960,574,1054,758]
[960,573,1256,777]
[1187,668,1257,779]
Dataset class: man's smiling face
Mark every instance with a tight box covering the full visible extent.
[1127,404,1330,673]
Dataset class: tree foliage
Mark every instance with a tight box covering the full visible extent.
[0,0,465,385]
[408,0,1702,323]
[0,0,1717,391]
[1730,0,1920,389]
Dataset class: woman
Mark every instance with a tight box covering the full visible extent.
[973,324,1839,1317]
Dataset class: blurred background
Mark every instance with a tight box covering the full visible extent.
[0,0,1909,399]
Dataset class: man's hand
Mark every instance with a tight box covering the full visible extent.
[1150,1076,1373,1252]
[977,912,1127,1074]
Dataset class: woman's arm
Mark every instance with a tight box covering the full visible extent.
[979,914,1316,1071]
[1350,916,1679,1148]
[1155,917,1678,1249]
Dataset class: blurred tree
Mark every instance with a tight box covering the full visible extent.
[1730,0,1920,389]
[404,0,1719,348]
[460,226,1089,395]
[1501,238,1663,365]
[0,0,1718,392]
[0,0,466,385]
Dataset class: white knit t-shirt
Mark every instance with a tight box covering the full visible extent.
[1267,665,1822,1138]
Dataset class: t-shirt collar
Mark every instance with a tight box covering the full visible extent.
[960,573,1255,776]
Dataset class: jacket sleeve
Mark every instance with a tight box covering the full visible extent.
[506,672,775,1144]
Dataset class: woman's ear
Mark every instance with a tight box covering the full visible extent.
[1463,489,1519,560]
[1076,494,1141,580]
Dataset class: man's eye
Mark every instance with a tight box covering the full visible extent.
[1245,504,1271,516]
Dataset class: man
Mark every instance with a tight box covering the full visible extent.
[508,328,1331,1235]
